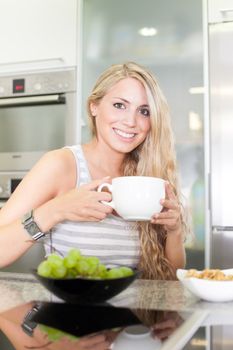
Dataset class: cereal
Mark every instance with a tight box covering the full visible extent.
[186,269,233,281]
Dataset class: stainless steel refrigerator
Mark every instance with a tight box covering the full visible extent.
[209,20,233,269]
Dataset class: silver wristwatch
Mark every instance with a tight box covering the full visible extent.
[22,210,45,241]
[21,303,41,336]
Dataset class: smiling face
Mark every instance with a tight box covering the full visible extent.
[90,77,151,154]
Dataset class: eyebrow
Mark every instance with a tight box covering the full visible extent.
[113,97,149,108]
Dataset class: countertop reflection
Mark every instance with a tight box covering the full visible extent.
[2,272,233,349]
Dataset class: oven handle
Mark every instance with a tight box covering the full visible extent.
[0,94,65,107]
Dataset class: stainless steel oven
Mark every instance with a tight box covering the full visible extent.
[0,68,77,204]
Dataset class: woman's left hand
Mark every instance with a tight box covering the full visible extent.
[151,182,182,234]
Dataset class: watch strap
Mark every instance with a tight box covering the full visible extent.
[21,303,41,336]
[22,210,45,241]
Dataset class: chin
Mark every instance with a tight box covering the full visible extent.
[110,141,139,154]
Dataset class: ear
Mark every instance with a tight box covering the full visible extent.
[90,102,98,117]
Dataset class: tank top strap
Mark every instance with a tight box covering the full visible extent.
[65,145,91,187]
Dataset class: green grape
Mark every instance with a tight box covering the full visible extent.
[39,324,78,341]
[84,257,100,277]
[86,256,100,265]
[64,256,77,269]
[37,261,52,277]
[37,248,135,280]
[67,248,81,261]
[66,267,78,279]
[47,254,64,268]
[96,264,107,278]
[75,258,90,276]
[118,266,134,277]
[51,265,67,278]
[106,268,125,279]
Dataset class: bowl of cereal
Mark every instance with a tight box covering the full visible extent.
[177,268,233,302]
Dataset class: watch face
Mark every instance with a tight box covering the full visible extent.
[28,221,40,235]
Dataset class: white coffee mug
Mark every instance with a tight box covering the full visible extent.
[112,325,162,350]
[97,176,165,221]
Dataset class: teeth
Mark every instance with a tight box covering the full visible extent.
[114,128,135,138]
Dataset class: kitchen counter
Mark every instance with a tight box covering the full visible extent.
[1,272,233,349]
[0,271,199,313]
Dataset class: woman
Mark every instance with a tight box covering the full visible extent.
[0,62,186,279]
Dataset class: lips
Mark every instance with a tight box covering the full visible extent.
[113,128,136,139]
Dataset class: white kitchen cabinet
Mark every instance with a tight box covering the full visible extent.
[208,0,233,23]
[0,0,78,73]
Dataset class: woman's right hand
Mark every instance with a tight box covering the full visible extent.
[53,178,113,223]
[45,333,112,350]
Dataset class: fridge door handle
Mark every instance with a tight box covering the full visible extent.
[212,225,233,232]
[220,8,233,15]
[219,8,233,21]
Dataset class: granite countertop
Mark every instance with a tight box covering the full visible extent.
[0,271,199,313]
[1,272,233,350]
[0,272,50,312]
[1,271,233,315]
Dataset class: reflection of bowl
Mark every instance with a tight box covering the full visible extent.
[32,268,139,303]
[177,268,233,302]
[112,325,161,350]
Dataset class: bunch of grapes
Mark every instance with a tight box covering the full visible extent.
[37,248,134,279]
[39,324,78,341]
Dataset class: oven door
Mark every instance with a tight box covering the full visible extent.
[0,93,71,171]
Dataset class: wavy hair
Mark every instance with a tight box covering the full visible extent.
[87,62,186,280]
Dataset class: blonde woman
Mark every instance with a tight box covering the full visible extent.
[0,62,186,280]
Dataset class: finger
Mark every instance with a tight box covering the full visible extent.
[85,209,110,221]
[93,201,113,214]
[95,191,112,202]
[152,319,177,330]
[84,177,111,191]
[78,334,109,347]
[160,198,179,210]
[151,218,178,226]
[152,328,173,340]
[153,210,178,220]
[87,341,111,350]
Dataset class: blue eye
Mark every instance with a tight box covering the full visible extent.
[113,102,125,109]
[139,108,150,117]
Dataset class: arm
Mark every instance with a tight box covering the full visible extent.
[0,148,112,268]
[0,302,111,350]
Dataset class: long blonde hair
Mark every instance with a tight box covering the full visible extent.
[87,62,185,280]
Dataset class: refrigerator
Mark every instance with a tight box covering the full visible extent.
[209,21,233,269]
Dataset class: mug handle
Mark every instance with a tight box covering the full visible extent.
[97,183,115,209]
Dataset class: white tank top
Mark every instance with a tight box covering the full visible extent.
[43,145,140,267]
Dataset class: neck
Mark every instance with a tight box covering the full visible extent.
[83,139,125,177]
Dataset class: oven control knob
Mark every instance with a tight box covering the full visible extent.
[34,83,42,91]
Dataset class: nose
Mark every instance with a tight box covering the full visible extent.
[122,110,137,127]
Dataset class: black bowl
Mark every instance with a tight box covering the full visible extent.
[32,268,139,303]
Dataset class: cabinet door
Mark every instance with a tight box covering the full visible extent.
[0,0,77,72]
[208,0,233,23]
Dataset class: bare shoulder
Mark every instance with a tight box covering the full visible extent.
[32,148,77,192]
[0,148,76,223]
[39,148,75,172]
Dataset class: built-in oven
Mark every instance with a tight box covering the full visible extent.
[0,68,77,206]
